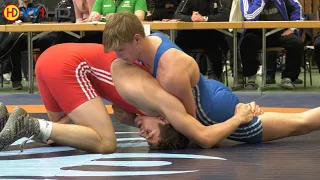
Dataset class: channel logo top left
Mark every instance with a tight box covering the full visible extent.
[3,4,20,22]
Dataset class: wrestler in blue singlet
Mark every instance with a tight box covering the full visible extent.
[149,32,263,143]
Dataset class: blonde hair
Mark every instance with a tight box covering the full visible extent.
[103,12,146,52]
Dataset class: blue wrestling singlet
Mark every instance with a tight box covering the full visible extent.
[149,33,263,143]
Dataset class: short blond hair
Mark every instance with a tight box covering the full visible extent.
[103,12,146,52]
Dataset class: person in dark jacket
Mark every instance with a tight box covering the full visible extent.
[0,0,44,90]
[239,0,304,90]
[313,29,320,76]
[173,0,231,81]
[147,0,181,20]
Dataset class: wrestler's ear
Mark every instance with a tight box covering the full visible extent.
[159,117,169,124]
[134,34,142,44]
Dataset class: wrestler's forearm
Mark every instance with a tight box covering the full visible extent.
[159,97,242,148]
[180,91,197,118]
[201,116,242,148]
[161,75,197,118]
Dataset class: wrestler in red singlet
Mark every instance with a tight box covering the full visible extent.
[35,43,144,115]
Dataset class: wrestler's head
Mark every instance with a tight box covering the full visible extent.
[103,12,145,64]
[135,115,189,149]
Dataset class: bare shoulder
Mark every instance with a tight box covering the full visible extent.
[157,49,199,78]
[161,49,195,64]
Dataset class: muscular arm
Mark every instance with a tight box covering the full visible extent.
[159,72,196,118]
[111,59,242,148]
[157,53,198,118]
[156,88,243,148]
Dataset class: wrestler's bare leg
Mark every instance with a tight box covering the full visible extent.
[260,107,320,141]
[47,97,117,153]
[0,98,116,153]
[38,97,116,153]
[47,111,70,124]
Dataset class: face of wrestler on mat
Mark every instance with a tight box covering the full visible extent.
[115,35,142,64]
[135,115,169,146]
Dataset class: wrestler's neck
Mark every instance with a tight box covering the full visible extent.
[137,36,161,71]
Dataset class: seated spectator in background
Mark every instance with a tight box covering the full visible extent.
[0,1,10,84]
[73,0,96,22]
[37,0,88,53]
[146,0,180,20]
[239,0,304,90]
[0,0,44,90]
[78,0,147,44]
[313,30,320,77]
[264,51,303,85]
[173,0,231,82]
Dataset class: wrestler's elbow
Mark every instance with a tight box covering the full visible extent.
[198,138,215,149]
[197,131,218,149]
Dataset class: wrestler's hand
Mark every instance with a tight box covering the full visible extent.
[112,104,137,126]
[248,101,264,116]
[235,103,254,124]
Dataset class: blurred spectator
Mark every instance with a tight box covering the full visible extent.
[0,0,45,90]
[147,0,180,20]
[79,0,147,43]
[37,0,91,53]
[173,0,231,81]
[240,0,304,90]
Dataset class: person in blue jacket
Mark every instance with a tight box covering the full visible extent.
[239,0,304,90]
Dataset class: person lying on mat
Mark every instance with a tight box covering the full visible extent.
[0,43,149,154]
[110,57,320,149]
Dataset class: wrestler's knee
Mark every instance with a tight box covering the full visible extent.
[110,58,124,70]
[97,139,117,154]
[47,111,66,123]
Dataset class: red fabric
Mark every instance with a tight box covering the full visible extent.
[36,43,141,114]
